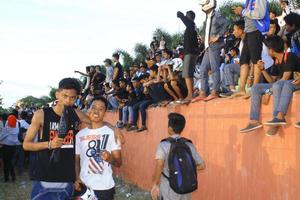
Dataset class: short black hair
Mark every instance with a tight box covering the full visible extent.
[150,64,158,73]
[270,19,280,35]
[20,111,28,120]
[233,20,245,31]
[168,113,186,134]
[186,10,196,20]
[284,13,300,28]
[112,79,120,87]
[164,49,173,58]
[230,47,240,55]
[91,96,108,110]
[265,35,285,53]
[58,78,81,95]
[112,53,120,60]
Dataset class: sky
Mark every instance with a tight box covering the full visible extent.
[0,0,223,108]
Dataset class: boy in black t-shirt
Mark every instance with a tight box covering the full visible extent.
[112,53,124,81]
[240,36,296,134]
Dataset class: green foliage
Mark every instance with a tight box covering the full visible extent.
[116,49,134,70]
[49,87,58,101]
[19,95,52,108]
[153,28,172,49]
[269,0,281,16]
[133,43,150,64]
[169,32,184,49]
[218,0,243,24]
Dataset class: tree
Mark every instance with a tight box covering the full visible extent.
[218,0,243,25]
[269,0,281,16]
[116,49,134,70]
[133,43,150,64]
[170,32,184,50]
[49,87,58,102]
[19,95,52,108]
[153,28,172,49]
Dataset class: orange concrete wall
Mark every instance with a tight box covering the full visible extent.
[105,92,300,200]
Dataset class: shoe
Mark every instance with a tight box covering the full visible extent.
[137,126,147,132]
[295,121,300,128]
[265,126,280,137]
[219,91,234,98]
[240,123,263,133]
[127,125,138,131]
[116,121,124,129]
[264,118,287,126]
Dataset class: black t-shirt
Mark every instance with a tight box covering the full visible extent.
[92,72,106,87]
[114,88,128,100]
[114,62,124,81]
[32,107,80,182]
[270,52,299,79]
[178,14,198,55]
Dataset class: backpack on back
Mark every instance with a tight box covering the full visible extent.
[161,137,198,194]
[17,122,27,143]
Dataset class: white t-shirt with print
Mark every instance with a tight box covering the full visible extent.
[75,126,121,191]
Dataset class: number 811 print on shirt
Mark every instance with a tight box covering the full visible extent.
[83,134,110,174]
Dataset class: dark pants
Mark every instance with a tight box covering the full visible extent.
[94,187,115,200]
[2,145,16,181]
[132,100,155,126]
[14,145,25,175]
[149,83,171,102]
[118,107,123,121]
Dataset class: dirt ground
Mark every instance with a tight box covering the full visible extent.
[0,171,151,200]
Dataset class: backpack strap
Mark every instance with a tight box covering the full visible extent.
[160,137,193,144]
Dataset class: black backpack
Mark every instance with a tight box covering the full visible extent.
[161,137,198,194]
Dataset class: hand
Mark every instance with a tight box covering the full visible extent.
[101,150,112,163]
[257,60,265,71]
[177,11,184,18]
[50,136,64,149]
[292,79,300,86]
[74,179,83,191]
[233,6,243,15]
[209,36,219,44]
[151,185,160,200]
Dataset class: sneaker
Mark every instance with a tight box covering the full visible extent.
[137,126,147,132]
[127,125,138,131]
[265,126,280,137]
[116,121,124,129]
[240,123,263,133]
[219,91,234,98]
[295,121,300,129]
[264,118,287,126]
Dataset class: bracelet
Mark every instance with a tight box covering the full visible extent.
[48,141,52,150]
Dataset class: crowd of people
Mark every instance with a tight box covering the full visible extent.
[0,0,300,200]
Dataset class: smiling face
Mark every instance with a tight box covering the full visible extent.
[88,100,106,123]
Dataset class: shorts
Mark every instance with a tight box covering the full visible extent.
[94,187,115,200]
[183,54,197,78]
[240,30,263,66]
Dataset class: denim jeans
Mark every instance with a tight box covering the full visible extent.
[122,106,134,124]
[31,181,73,200]
[250,83,272,121]
[199,46,222,93]
[132,100,155,126]
[108,96,119,110]
[272,80,300,117]
[224,63,240,87]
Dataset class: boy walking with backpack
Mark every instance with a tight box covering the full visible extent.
[151,113,205,200]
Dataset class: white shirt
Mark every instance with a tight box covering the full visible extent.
[205,11,213,49]
[75,126,121,190]
[262,43,274,70]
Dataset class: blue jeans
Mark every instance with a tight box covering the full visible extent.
[108,96,119,110]
[199,46,222,93]
[132,100,155,126]
[224,63,240,87]
[31,181,73,200]
[250,83,272,121]
[272,80,300,117]
[122,105,134,124]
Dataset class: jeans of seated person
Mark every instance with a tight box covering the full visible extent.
[199,45,222,93]
[132,100,156,126]
[122,106,134,124]
[31,181,73,200]
[108,96,119,110]
[224,63,240,88]
[149,83,172,102]
[250,83,273,121]
[272,80,300,118]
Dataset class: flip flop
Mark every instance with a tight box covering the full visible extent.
[191,96,206,103]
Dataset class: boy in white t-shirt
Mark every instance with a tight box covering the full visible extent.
[75,96,122,200]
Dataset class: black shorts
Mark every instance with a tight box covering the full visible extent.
[240,30,263,65]
[94,187,115,200]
